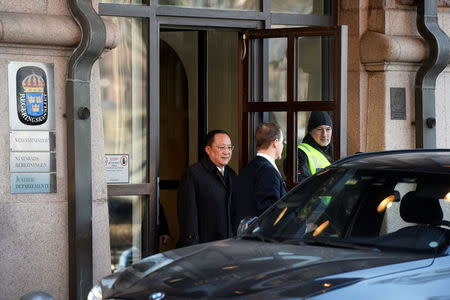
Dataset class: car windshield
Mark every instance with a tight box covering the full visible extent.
[243,167,450,253]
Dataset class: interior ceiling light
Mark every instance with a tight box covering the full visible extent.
[313,220,330,237]
[222,266,238,270]
[273,207,288,226]
[444,192,450,202]
[377,194,396,214]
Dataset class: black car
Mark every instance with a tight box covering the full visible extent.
[88,150,450,300]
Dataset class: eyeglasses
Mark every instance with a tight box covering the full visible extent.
[214,145,235,152]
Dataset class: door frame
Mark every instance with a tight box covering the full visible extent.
[242,26,348,189]
[99,1,339,256]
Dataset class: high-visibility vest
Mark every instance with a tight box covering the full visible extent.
[298,143,331,175]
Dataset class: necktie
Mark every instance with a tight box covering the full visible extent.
[220,168,225,177]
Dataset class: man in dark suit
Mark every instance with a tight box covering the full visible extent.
[177,130,237,247]
[231,122,287,234]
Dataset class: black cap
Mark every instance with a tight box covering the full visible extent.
[307,111,332,132]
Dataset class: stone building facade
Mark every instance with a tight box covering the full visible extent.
[0,0,448,299]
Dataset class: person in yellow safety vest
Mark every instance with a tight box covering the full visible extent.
[297,111,333,182]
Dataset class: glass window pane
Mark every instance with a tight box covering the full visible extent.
[207,31,240,171]
[250,38,287,102]
[250,112,287,180]
[159,0,259,10]
[100,0,145,4]
[108,195,148,272]
[271,0,330,15]
[269,38,287,102]
[295,111,333,182]
[100,17,148,184]
[296,35,334,102]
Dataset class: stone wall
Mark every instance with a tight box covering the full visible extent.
[340,0,450,153]
[0,1,116,298]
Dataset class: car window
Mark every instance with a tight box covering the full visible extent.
[244,168,450,254]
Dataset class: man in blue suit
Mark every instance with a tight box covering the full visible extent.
[231,122,287,234]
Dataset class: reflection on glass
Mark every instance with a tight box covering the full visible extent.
[108,195,148,272]
[244,168,450,254]
[250,38,287,102]
[295,111,333,182]
[296,35,334,101]
[269,38,287,102]
[100,17,148,184]
[101,0,145,4]
[207,31,240,171]
[251,112,287,179]
[159,0,259,10]
[271,0,329,15]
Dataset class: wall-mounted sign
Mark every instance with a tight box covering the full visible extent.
[10,131,56,151]
[8,62,55,131]
[9,62,56,194]
[16,66,49,125]
[10,152,56,173]
[390,87,406,120]
[10,173,57,194]
[105,154,129,183]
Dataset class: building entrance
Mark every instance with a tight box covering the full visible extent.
[100,24,241,270]
[158,29,240,251]
[99,18,345,274]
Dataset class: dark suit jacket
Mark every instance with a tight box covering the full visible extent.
[177,157,236,247]
[157,203,170,237]
[231,155,287,234]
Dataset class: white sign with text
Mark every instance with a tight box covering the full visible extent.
[105,154,129,183]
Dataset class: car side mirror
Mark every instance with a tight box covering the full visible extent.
[237,216,257,236]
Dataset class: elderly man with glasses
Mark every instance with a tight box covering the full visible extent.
[177,129,236,247]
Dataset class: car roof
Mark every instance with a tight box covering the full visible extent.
[332,149,450,174]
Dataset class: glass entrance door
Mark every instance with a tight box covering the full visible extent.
[100,25,242,270]
[242,26,348,189]
[99,19,344,274]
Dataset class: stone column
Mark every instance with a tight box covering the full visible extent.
[340,0,370,155]
[0,1,118,298]
[341,0,450,152]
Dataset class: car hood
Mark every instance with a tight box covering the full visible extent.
[101,238,433,299]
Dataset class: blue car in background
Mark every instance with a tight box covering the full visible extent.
[89,150,450,300]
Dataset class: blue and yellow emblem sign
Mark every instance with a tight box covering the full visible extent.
[16,66,48,125]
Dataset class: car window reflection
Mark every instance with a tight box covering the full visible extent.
[242,168,450,254]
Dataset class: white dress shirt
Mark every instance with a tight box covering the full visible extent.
[257,153,280,173]
[216,166,225,176]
